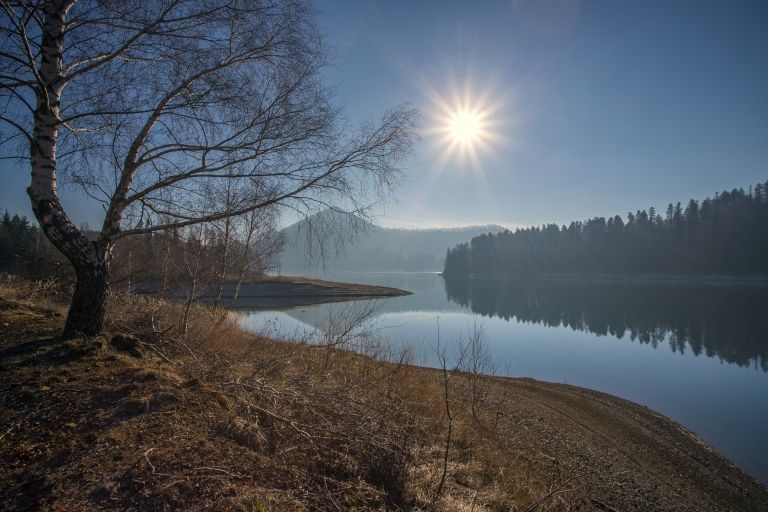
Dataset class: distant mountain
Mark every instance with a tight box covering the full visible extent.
[278,210,504,273]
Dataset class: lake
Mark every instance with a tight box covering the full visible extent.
[233,272,768,484]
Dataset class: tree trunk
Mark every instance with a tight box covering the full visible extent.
[160,231,172,298]
[231,211,257,306]
[64,261,110,338]
[25,1,116,339]
[213,216,230,308]
[29,192,114,339]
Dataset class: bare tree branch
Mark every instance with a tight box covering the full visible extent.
[1,0,418,337]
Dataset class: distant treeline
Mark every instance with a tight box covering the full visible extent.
[0,210,66,275]
[0,209,282,301]
[444,181,768,276]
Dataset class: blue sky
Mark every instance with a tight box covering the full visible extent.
[2,0,767,229]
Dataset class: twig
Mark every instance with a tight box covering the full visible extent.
[430,315,472,507]
[193,466,245,478]
[174,336,204,369]
[229,393,316,443]
[143,447,156,474]
[140,341,174,364]
[590,498,619,512]
[521,467,588,512]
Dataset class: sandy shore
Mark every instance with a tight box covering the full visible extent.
[470,375,768,511]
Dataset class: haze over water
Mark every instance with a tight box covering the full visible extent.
[235,272,768,484]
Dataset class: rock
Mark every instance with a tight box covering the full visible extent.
[109,334,142,358]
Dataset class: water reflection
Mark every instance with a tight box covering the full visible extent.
[444,276,768,372]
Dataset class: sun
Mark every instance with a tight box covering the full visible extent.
[423,79,506,171]
[448,109,484,146]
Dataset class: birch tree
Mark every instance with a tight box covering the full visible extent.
[0,0,417,337]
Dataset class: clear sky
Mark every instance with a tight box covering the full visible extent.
[2,0,767,229]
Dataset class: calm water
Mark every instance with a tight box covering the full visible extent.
[233,272,768,484]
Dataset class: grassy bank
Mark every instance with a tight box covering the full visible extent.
[1,277,766,511]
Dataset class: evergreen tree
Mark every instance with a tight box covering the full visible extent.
[443,180,768,277]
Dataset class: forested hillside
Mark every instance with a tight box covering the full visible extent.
[280,209,503,273]
[444,181,768,276]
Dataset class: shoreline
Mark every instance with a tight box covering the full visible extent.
[229,273,768,487]
[480,375,768,508]
[441,272,768,285]
[214,274,412,300]
[1,286,766,510]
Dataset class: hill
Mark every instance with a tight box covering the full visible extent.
[279,210,504,273]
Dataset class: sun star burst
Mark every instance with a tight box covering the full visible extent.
[423,80,505,171]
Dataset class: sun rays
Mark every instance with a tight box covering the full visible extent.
[423,78,508,172]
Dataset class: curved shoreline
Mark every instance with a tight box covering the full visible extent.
[220,274,411,310]
[230,274,768,498]
[1,290,766,511]
[404,364,768,509]
[227,274,410,299]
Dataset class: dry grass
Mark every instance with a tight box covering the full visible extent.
[0,275,602,511]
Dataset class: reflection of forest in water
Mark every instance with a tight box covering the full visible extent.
[444,277,768,372]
